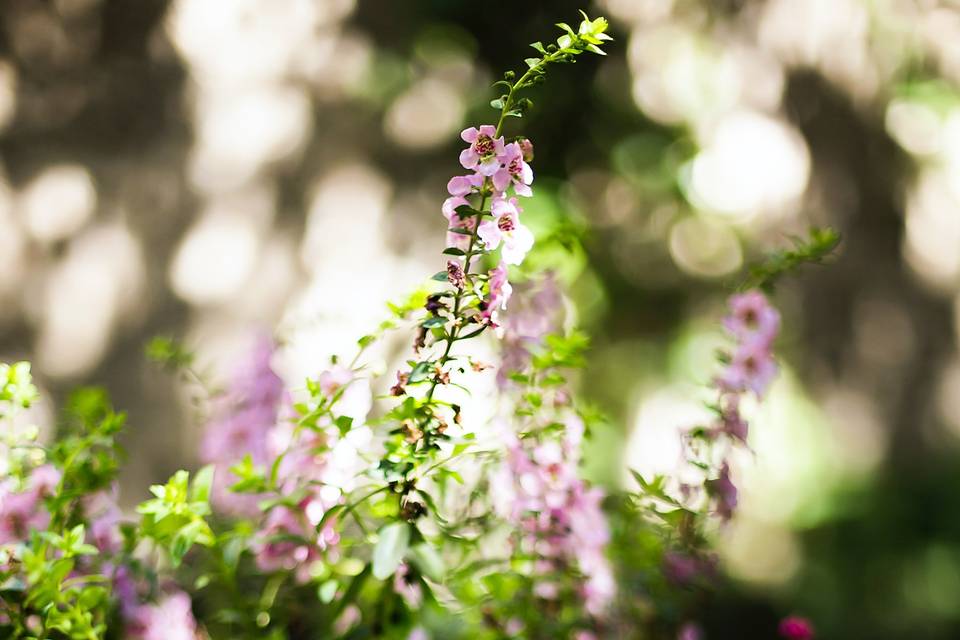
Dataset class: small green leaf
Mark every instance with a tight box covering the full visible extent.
[408,361,433,384]
[190,465,215,503]
[372,523,410,580]
[318,579,338,603]
[420,316,447,329]
[442,247,465,256]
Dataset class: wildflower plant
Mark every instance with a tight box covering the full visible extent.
[0,11,836,640]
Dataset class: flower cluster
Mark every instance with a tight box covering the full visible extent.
[494,415,615,619]
[200,334,284,516]
[0,464,59,544]
[703,289,781,520]
[442,126,536,327]
[199,339,375,582]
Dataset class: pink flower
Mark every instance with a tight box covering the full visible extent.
[0,489,48,544]
[28,464,61,497]
[477,197,534,265]
[723,290,780,346]
[252,506,320,583]
[446,172,484,197]
[678,622,704,640]
[480,262,513,326]
[717,338,778,398]
[201,335,283,516]
[129,592,198,640]
[460,125,505,176]
[85,487,122,553]
[407,627,430,640]
[393,563,423,608]
[707,462,738,521]
[492,142,534,196]
[715,396,748,444]
[495,425,615,618]
[779,616,815,639]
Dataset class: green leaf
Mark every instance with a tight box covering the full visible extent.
[372,523,410,580]
[190,465,215,503]
[442,247,465,256]
[490,98,504,110]
[408,361,433,384]
[524,57,540,69]
[318,579,338,603]
[409,543,444,583]
[334,415,353,436]
[431,271,449,282]
[420,316,447,329]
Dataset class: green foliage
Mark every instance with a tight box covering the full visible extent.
[145,335,195,371]
[741,227,841,291]
[0,362,39,414]
[491,12,612,124]
[137,468,216,567]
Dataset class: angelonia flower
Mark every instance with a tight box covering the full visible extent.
[493,415,615,618]
[200,334,284,517]
[127,591,200,640]
[478,197,534,265]
[441,124,537,333]
[716,290,780,398]
[696,290,781,522]
[0,464,60,544]
[779,616,815,639]
[479,262,513,327]
[253,365,373,581]
[459,125,505,176]
[498,272,564,386]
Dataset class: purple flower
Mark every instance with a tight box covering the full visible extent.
[492,142,534,196]
[0,489,48,544]
[779,616,815,639]
[723,290,780,347]
[200,335,283,516]
[717,338,778,398]
[707,462,738,521]
[478,197,534,265]
[714,396,748,444]
[460,125,505,176]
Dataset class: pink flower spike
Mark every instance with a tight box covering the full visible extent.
[779,616,815,639]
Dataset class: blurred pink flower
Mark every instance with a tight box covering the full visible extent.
[129,591,198,640]
[723,290,780,346]
[779,616,815,639]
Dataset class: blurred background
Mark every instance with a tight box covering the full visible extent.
[1,0,959,637]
